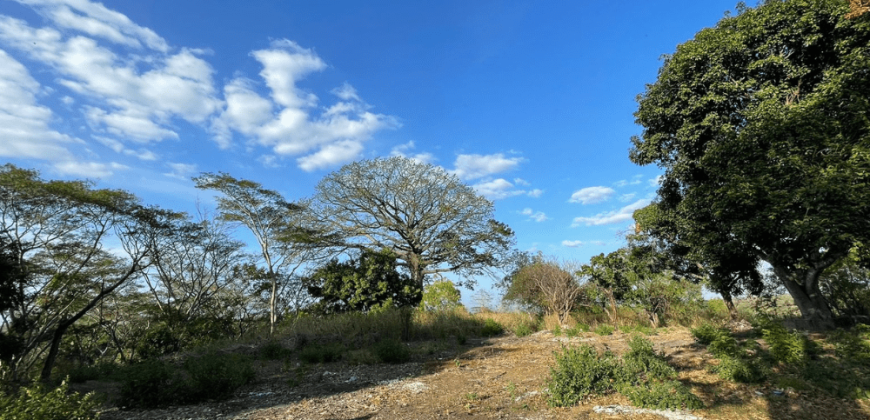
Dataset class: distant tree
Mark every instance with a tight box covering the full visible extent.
[580,250,635,324]
[499,251,547,312]
[630,0,870,329]
[312,157,514,291]
[421,280,462,311]
[194,173,316,335]
[302,249,421,314]
[512,259,586,326]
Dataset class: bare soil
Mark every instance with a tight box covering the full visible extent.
[87,328,870,420]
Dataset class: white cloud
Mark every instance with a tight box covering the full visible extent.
[214,40,398,170]
[619,193,636,202]
[54,160,127,178]
[527,189,543,198]
[0,13,221,143]
[164,162,197,180]
[649,175,664,187]
[571,198,651,227]
[520,208,548,222]
[390,141,435,164]
[450,153,523,181]
[569,186,615,205]
[472,178,525,200]
[513,178,530,186]
[561,240,583,248]
[94,136,157,160]
[297,139,365,172]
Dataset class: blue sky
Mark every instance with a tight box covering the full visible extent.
[0,0,742,305]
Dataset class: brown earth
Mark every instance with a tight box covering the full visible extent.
[90,328,870,420]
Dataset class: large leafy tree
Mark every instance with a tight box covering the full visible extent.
[630,0,870,329]
[312,156,514,290]
[302,249,421,314]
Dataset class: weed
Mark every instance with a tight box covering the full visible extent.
[118,359,187,407]
[481,319,505,337]
[594,324,615,336]
[506,381,517,400]
[710,356,767,383]
[374,338,411,364]
[183,352,255,401]
[260,341,292,360]
[552,324,562,336]
[622,336,677,383]
[619,380,704,410]
[299,342,345,364]
[691,323,728,345]
[547,344,622,406]
[465,392,479,401]
[514,322,534,337]
[0,379,102,420]
[762,324,815,365]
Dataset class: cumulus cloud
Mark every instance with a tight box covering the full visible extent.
[213,40,398,171]
[527,189,543,198]
[54,160,127,178]
[520,208,548,222]
[94,136,157,160]
[390,141,435,164]
[571,198,651,227]
[472,178,525,200]
[569,186,615,205]
[561,240,583,248]
[450,153,523,181]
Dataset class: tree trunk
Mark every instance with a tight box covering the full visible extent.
[720,289,737,320]
[40,320,71,381]
[772,264,836,330]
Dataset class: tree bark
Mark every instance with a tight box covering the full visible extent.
[720,289,737,320]
[771,264,836,330]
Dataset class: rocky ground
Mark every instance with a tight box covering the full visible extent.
[86,328,870,420]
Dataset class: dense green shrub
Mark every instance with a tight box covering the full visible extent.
[259,341,292,360]
[183,352,255,401]
[762,324,816,365]
[68,361,118,383]
[373,338,411,364]
[118,359,187,407]
[707,334,740,358]
[0,380,101,420]
[547,345,622,406]
[691,323,728,346]
[830,328,870,362]
[620,380,704,410]
[594,324,615,336]
[299,343,345,364]
[481,319,504,337]
[513,322,534,337]
[622,336,677,383]
[710,356,767,383]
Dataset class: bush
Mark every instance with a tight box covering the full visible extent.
[762,324,815,365]
[710,356,767,383]
[183,352,255,401]
[622,336,677,383]
[373,338,411,364]
[552,324,562,336]
[707,334,740,358]
[547,345,622,407]
[514,322,535,337]
[0,380,101,420]
[118,359,186,408]
[691,323,728,346]
[594,324,615,336]
[68,361,118,383]
[260,341,292,360]
[481,319,504,337]
[299,342,345,364]
[619,380,704,410]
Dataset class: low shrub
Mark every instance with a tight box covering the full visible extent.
[710,356,767,383]
[594,324,615,336]
[619,380,704,410]
[481,319,504,337]
[552,324,562,336]
[514,322,535,337]
[183,352,255,401]
[0,380,101,420]
[691,323,728,345]
[707,335,740,358]
[68,361,118,383]
[762,324,816,365]
[622,336,677,383]
[118,359,186,408]
[830,328,870,362]
[299,342,345,364]
[373,338,411,364]
[547,344,621,407]
[259,341,292,360]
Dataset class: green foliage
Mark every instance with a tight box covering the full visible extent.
[830,328,870,362]
[710,356,767,384]
[421,280,462,311]
[373,338,411,364]
[552,324,562,336]
[0,380,101,420]
[762,323,816,365]
[68,362,118,383]
[118,353,254,408]
[547,345,622,407]
[513,322,534,337]
[594,324,615,336]
[259,341,292,360]
[621,336,677,383]
[619,380,704,410]
[182,352,255,401]
[299,343,345,364]
[691,323,728,345]
[481,319,504,337]
[303,249,422,315]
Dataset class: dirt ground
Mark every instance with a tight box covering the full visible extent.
[91,328,870,420]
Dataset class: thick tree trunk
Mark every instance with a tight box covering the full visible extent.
[720,289,737,320]
[771,264,836,330]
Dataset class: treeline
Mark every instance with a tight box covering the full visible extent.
[0,156,514,383]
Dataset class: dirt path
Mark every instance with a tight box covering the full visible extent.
[97,328,870,420]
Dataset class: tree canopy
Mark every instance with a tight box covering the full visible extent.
[630,0,870,329]
[312,156,514,290]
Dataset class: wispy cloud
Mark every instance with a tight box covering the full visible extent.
[569,186,615,205]
[390,141,435,164]
[472,178,525,200]
[618,193,636,202]
[520,208,548,222]
[561,240,583,247]
[649,175,664,187]
[527,189,543,198]
[571,198,651,227]
[164,162,198,180]
[450,153,523,181]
